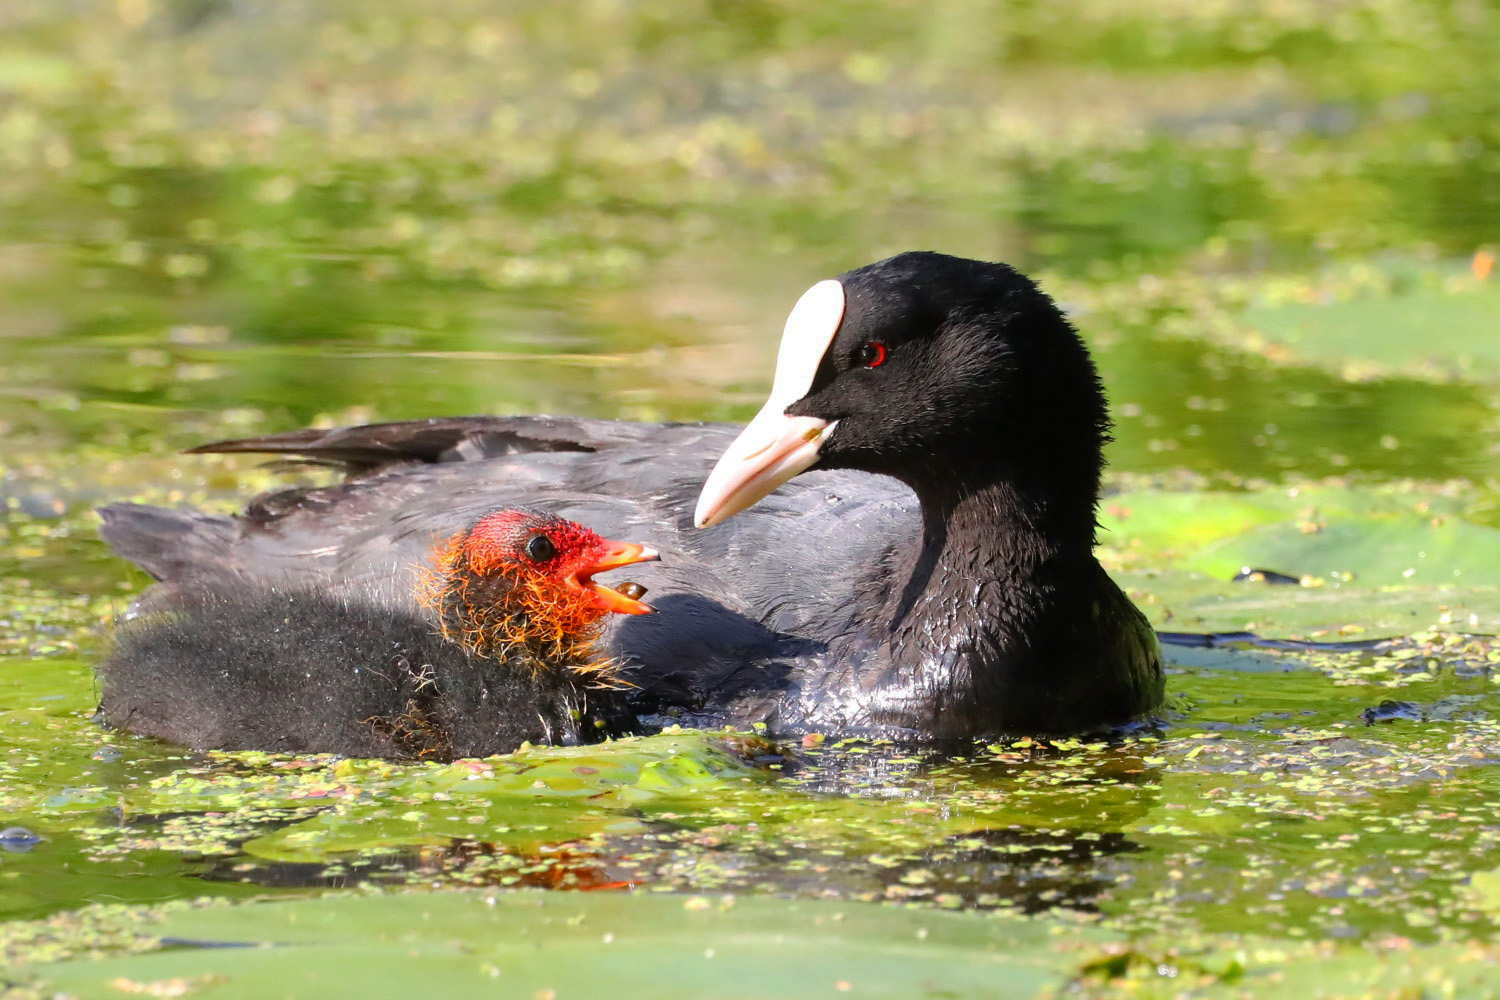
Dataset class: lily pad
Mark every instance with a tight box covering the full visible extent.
[23,890,1500,1000]
[1242,277,1500,381]
[1101,485,1500,587]
[28,891,1100,999]
[234,737,762,863]
[1127,569,1500,635]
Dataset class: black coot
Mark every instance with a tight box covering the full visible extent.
[97,508,657,758]
[100,252,1163,741]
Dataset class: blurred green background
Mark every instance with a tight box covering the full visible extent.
[1,0,1497,485]
[6,2,1500,991]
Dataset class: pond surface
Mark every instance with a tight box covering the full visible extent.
[4,0,1500,995]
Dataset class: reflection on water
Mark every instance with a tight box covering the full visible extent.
[185,744,1158,915]
[196,825,1144,915]
[197,840,645,894]
[1100,335,1498,482]
[4,278,1495,490]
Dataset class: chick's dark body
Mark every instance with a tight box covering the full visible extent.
[100,589,625,758]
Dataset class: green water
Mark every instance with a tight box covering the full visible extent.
[5,0,1500,994]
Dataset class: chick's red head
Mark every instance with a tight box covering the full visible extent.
[420,509,657,667]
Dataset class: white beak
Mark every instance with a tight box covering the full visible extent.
[694,279,845,529]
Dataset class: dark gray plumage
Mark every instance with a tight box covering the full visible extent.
[99,252,1165,745]
[97,508,640,758]
[99,589,628,758]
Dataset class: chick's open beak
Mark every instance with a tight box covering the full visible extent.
[570,539,659,614]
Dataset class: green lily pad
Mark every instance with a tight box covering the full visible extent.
[107,734,768,864]
[1125,568,1500,635]
[23,890,1500,1000]
[1064,935,1500,999]
[1241,277,1500,380]
[1101,485,1500,586]
[28,891,1101,999]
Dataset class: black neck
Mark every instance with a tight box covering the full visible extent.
[889,463,1095,634]
[857,458,1104,734]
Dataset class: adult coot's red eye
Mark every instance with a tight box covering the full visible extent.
[855,341,887,368]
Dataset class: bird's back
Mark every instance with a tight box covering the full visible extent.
[99,416,920,726]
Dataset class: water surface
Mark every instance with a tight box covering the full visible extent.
[4,0,1500,991]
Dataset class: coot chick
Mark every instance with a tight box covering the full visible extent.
[97,508,658,759]
[103,251,1162,739]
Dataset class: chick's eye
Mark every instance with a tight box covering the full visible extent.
[523,534,557,563]
[855,341,887,368]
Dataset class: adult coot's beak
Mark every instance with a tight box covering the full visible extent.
[572,540,659,614]
[695,279,845,529]
[694,413,835,529]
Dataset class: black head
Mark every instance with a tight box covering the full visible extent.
[695,252,1111,529]
[790,252,1108,490]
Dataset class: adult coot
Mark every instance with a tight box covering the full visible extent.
[98,508,657,758]
[100,252,1163,740]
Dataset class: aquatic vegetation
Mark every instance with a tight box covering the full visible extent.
[4,0,1500,994]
